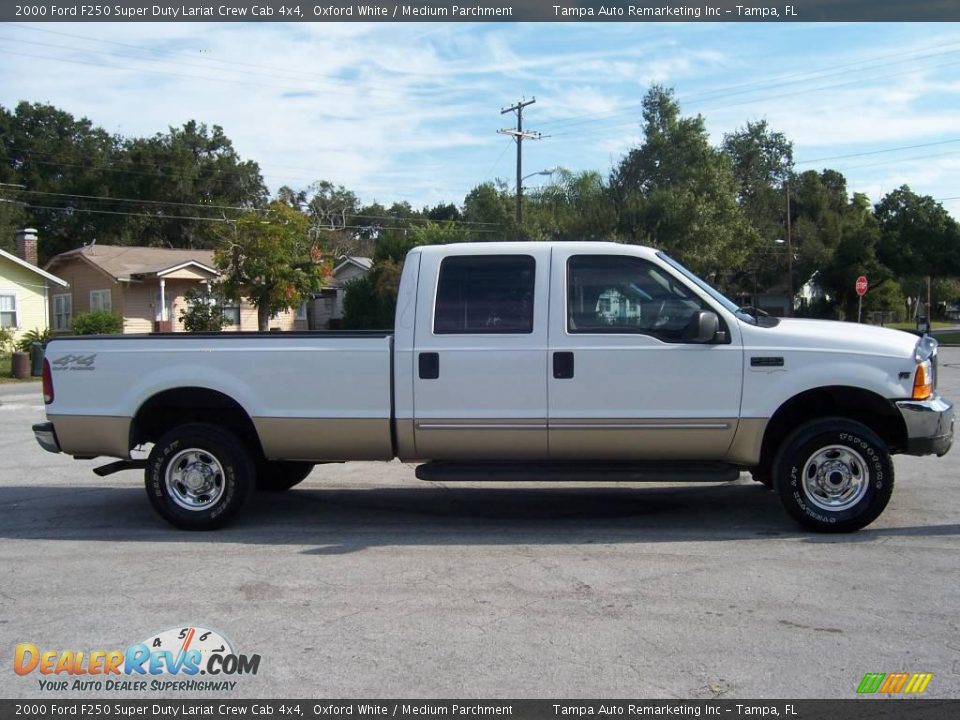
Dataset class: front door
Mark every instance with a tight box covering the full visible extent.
[548,247,744,461]
[412,246,551,460]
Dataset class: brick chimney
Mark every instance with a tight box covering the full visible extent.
[15,228,38,266]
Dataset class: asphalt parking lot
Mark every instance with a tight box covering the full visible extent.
[1,349,958,700]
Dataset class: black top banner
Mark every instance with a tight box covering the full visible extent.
[4,0,960,23]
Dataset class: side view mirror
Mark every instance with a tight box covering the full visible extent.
[690,310,722,343]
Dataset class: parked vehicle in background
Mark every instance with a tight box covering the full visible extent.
[34,242,954,532]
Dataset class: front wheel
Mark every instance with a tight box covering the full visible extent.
[145,423,254,530]
[773,418,894,533]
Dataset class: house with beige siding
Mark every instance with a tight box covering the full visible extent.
[0,229,68,344]
[44,244,307,334]
[309,256,373,328]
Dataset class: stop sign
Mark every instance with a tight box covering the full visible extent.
[856,275,868,296]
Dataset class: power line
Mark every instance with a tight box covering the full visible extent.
[15,201,235,223]
[819,148,960,173]
[536,40,960,134]
[5,188,501,226]
[12,188,262,213]
[544,56,960,141]
[3,191,503,229]
[0,33,439,101]
[795,138,960,165]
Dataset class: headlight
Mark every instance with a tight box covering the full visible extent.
[914,334,938,363]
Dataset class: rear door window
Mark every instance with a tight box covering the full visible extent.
[434,255,536,334]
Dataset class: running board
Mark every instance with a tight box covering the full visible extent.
[415,461,740,484]
[93,459,147,477]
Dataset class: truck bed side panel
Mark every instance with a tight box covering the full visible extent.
[44,334,394,461]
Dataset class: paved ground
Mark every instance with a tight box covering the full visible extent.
[1,350,958,699]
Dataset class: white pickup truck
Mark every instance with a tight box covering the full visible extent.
[34,242,954,532]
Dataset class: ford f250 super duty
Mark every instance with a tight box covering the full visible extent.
[33,242,954,532]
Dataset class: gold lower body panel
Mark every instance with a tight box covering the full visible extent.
[254,417,394,461]
[410,417,766,464]
[48,415,131,459]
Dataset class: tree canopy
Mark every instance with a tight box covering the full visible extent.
[214,202,329,331]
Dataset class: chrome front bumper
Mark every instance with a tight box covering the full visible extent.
[896,395,955,457]
[32,422,62,454]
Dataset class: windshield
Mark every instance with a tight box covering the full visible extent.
[656,252,749,319]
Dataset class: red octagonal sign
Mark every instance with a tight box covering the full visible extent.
[856,275,868,296]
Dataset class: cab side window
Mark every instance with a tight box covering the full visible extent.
[567,255,706,342]
[434,255,536,334]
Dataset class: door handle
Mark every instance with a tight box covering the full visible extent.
[419,352,440,380]
[553,351,574,379]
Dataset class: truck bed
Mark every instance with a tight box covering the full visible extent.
[44,331,396,462]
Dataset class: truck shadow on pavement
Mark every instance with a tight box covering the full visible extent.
[1,480,958,551]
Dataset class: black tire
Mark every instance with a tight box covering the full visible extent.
[256,461,314,492]
[751,469,773,488]
[772,417,894,533]
[145,423,254,530]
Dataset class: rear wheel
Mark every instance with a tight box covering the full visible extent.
[256,461,314,492]
[773,417,894,533]
[145,423,254,530]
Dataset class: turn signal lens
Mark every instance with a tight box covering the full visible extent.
[42,358,53,405]
[912,360,933,400]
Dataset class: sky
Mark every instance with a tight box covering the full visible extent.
[2,21,960,221]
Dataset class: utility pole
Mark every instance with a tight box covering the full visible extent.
[785,178,793,317]
[498,98,542,231]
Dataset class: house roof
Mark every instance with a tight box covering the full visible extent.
[333,256,373,275]
[45,245,218,282]
[0,247,69,287]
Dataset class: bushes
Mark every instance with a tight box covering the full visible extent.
[14,327,52,352]
[71,310,123,335]
[179,286,232,332]
[341,274,395,330]
[0,327,13,357]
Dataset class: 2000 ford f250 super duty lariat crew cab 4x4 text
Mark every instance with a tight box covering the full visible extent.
[33,242,954,532]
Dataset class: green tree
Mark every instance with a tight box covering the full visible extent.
[0,102,119,260]
[722,120,793,238]
[117,120,267,250]
[462,182,513,240]
[611,86,759,281]
[215,202,329,331]
[875,185,960,278]
[529,169,617,241]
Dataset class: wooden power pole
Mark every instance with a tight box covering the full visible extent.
[498,98,542,230]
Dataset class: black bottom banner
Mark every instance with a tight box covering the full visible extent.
[1,700,958,720]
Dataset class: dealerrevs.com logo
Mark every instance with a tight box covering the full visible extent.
[14,626,261,692]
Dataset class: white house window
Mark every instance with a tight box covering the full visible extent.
[221,301,240,327]
[0,293,17,328]
[53,294,72,332]
[90,289,112,312]
[296,302,308,321]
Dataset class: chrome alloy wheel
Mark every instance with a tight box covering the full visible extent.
[165,448,226,511]
[801,444,870,512]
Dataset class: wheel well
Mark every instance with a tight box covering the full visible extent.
[757,386,907,471]
[130,387,264,460]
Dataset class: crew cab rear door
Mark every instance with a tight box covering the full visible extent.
[547,246,743,460]
[412,245,551,459]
